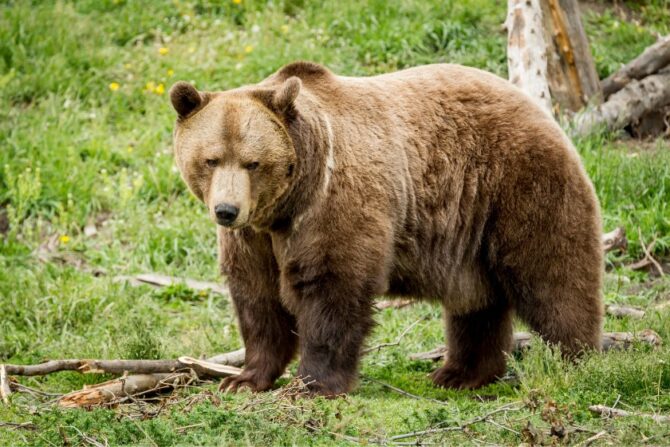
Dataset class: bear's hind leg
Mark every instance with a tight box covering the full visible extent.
[513,280,602,357]
[432,299,513,390]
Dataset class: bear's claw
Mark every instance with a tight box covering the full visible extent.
[430,365,498,390]
[219,370,273,393]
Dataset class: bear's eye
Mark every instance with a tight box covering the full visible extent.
[243,161,260,171]
[205,159,219,168]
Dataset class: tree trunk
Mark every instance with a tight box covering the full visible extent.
[505,0,600,114]
[505,0,553,114]
[541,0,601,111]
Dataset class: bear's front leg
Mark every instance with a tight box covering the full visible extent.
[295,291,376,396]
[218,229,298,393]
[220,295,297,393]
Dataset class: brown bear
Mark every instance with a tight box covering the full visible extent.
[169,61,603,396]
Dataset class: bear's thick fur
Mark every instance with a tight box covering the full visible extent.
[169,61,603,396]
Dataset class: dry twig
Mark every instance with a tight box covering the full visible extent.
[363,316,427,354]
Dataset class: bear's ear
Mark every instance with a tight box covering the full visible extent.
[169,81,203,118]
[272,76,301,113]
[254,77,302,117]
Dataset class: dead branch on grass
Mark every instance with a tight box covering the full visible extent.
[3,357,242,378]
[114,273,228,295]
[589,404,670,423]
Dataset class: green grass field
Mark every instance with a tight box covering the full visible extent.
[1,0,670,445]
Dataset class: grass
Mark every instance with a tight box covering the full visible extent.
[1,0,669,445]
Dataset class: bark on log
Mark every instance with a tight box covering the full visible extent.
[589,405,670,423]
[505,0,553,113]
[541,0,601,111]
[409,330,662,361]
[574,68,670,136]
[601,35,670,99]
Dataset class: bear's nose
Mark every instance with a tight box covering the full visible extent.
[214,203,239,226]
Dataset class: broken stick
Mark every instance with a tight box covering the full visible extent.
[410,330,662,361]
[58,373,190,408]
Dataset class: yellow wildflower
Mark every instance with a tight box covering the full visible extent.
[109,82,120,91]
[145,81,156,92]
[188,47,196,54]
[167,69,175,77]
[244,45,254,54]
[124,63,132,69]
[232,0,241,4]
[281,24,289,34]
[158,47,169,56]
[59,235,70,244]
[127,146,133,153]
[155,83,165,95]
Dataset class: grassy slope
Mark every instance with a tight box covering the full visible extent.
[1,0,669,445]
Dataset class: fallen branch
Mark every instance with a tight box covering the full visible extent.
[574,68,670,136]
[601,35,670,98]
[115,273,228,295]
[589,405,670,423]
[410,330,662,361]
[606,305,645,319]
[602,227,627,253]
[3,358,241,378]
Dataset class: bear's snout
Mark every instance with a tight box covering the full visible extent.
[214,203,240,227]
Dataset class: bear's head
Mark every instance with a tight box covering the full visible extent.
[169,77,301,229]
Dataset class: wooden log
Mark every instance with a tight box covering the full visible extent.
[410,330,662,361]
[589,405,670,423]
[505,0,553,114]
[601,35,670,99]
[574,68,670,136]
[541,0,601,111]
